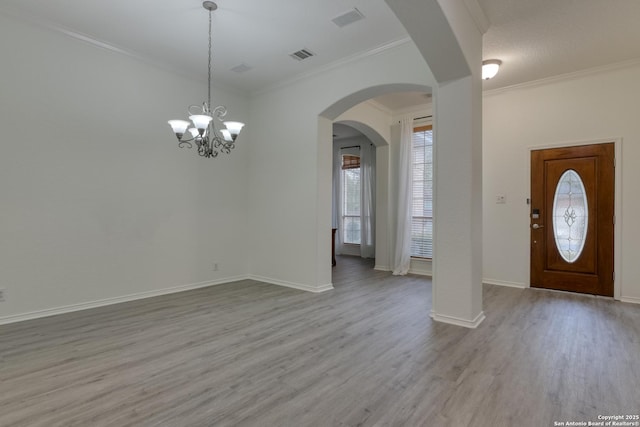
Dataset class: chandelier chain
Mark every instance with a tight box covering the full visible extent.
[208,7,212,108]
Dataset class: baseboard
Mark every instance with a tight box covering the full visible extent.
[408,267,432,277]
[409,258,432,276]
[483,278,527,289]
[431,310,486,329]
[0,275,249,326]
[249,275,334,293]
[376,262,432,276]
[620,296,640,305]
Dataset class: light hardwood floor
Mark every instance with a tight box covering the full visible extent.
[1,256,639,426]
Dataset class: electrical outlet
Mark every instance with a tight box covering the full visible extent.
[213,263,219,272]
[0,288,5,302]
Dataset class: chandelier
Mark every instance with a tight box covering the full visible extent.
[168,1,245,158]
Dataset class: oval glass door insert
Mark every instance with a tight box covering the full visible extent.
[552,169,588,263]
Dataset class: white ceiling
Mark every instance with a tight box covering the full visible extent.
[372,91,432,112]
[333,123,364,141]
[480,0,640,91]
[2,0,640,105]
[0,0,408,94]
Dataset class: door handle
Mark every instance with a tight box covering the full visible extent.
[532,223,544,229]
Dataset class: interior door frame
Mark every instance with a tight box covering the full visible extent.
[526,138,623,300]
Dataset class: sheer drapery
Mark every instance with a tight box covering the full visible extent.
[332,145,343,253]
[393,117,413,275]
[360,143,376,258]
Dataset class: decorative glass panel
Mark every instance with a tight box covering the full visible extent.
[552,169,588,263]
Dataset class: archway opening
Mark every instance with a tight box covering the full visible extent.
[318,83,433,285]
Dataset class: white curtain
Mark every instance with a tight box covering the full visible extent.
[360,143,376,258]
[393,117,413,275]
[332,146,343,253]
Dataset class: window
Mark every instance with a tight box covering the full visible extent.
[552,169,588,263]
[411,125,433,258]
[342,154,361,244]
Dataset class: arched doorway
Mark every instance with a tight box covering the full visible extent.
[317,83,432,287]
[331,121,384,264]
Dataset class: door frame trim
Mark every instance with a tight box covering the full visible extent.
[526,138,623,300]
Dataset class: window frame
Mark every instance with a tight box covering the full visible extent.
[411,124,433,260]
[341,153,361,246]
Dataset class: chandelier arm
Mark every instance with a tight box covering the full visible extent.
[211,105,227,121]
[212,137,235,154]
[188,104,206,116]
[178,141,193,149]
[179,134,197,143]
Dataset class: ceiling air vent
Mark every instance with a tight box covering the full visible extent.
[289,48,315,61]
[332,8,364,28]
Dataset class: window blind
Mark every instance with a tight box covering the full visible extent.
[411,125,433,258]
[342,155,361,170]
[342,156,361,244]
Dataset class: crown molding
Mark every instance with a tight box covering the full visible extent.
[253,37,413,97]
[2,5,415,100]
[363,99,394,116]
[0,7,170,72]
[0,6,250,99]
[394,104,433,119]
[483,57,640,97]
[362,98,433,120]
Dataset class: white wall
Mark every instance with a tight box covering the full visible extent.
[247,41,434,291]
[0,3,492,324]
[0,14,250,321]
[483,62,640,302]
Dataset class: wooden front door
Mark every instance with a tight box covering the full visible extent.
[530,143,615,296]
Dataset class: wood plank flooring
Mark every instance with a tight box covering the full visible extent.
[1,256,639,426]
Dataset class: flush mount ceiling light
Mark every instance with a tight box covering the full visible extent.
[482,59,502,80]
[168,1,245,158]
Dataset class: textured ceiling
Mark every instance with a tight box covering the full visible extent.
[2,0,640,102]
[480,0,640,91]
